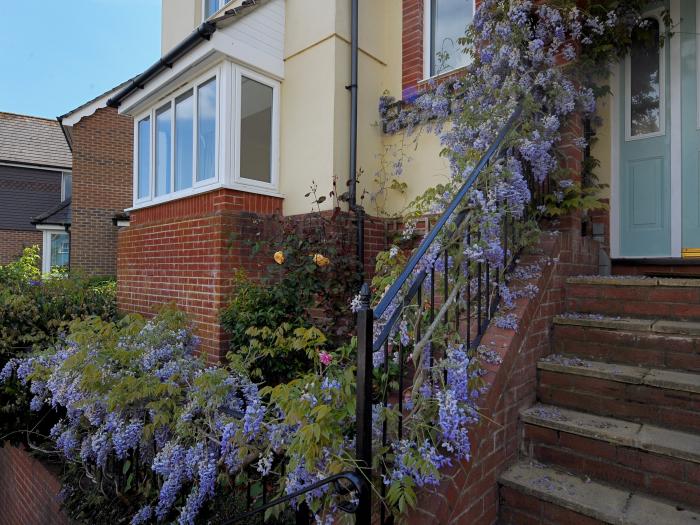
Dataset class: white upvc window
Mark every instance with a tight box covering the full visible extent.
[134,70,221,206]
[132,61,281,209]
[233,66,280,191]
[423,0,475,79]
[204,0,231,19]
[61,172,72,201]
[41,228,70,274]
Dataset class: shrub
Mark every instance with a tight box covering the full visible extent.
[0,247,117,441]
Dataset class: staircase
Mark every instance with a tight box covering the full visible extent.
[499,276,700,524]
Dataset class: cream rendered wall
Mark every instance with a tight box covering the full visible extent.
[591,93,612,201]
[161,0,201,54]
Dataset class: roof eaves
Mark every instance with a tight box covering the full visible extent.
[31,198,72,225]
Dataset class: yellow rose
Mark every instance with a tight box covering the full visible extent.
[274,251,285,265]
[313,253,330,267]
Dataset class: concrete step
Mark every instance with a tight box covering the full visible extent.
[565,276,700,321]
[553,315,700,371]
[537,356,700,433]
[521,404,700,508]
[500,461,700,525]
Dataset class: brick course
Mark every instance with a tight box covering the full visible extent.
[70,106,133,276]
[0,229,42,264]
[0,443,69,525]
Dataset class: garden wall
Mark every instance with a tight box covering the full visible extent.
[0,443,68,525]
[407,217,599,524]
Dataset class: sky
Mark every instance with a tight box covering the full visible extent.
[0,0,162,119]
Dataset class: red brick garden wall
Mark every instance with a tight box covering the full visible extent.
[0,229,42,265]
[407,220,599,524]
[0,443,68,525]
[70,106,133,276]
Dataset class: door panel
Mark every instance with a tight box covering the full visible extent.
[619,9,671,257]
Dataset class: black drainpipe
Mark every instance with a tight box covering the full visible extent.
[348,0,364,280]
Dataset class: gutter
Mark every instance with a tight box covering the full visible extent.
[105,0,260,110]
[348,0,364,280]
[106,21,217,109]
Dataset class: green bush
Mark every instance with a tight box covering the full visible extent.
[0,246,118,442]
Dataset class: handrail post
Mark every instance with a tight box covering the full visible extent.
[355,283,373,523]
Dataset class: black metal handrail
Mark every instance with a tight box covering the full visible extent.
[222,471,364,524]
[355,100,552,525]
[373,103,523,345]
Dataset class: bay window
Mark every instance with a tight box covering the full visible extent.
[132,62,280,208]
[425,0,475,78]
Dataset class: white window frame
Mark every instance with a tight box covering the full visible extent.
[624,9,666,142]
[423,0,475,80]
[61,171,72,202]
[233,66,281,192]
[39,227,69,274]
[132,68,222,207]
[203,0,232,21]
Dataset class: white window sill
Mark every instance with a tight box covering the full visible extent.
[126,181,284,212]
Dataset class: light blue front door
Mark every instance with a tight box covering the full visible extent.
[618,7,671,257]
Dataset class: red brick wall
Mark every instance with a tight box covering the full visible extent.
[118,189,283,362]
[0,229,42,265]
[402,0,484,99]
[407,222,599,524]
[71,106,133,276]
[0,443,69,525]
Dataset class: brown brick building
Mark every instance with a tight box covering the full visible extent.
[58,88,134,277]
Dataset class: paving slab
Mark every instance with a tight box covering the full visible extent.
[567,276,658,286]
[523,404,700,463]
[625,494,700,525]
[538,357,648,384]
[653,320,700,336]
[656,278,700,288]
[644,369,700,394]
[554,316,654,332]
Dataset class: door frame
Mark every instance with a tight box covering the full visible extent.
[611,0,681,258]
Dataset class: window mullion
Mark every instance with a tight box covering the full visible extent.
[193,82,199,186]
[170,101,175,195]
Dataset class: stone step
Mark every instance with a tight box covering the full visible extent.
[537,356,700,433]
[565,276,700,321]
[500,461,700,525]
[521,404,700,508]
[553,315,700,371]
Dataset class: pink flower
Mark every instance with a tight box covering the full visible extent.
[319,351,333,366]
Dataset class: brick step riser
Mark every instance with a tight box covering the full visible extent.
[565,283,700,321]
[553,325,700,371]
[500,486,606,525]
[537,371,700,433]
[522,423,700,510]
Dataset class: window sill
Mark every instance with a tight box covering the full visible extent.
[419,65,469,87]
[126,181,284,212]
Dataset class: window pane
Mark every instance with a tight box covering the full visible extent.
[175,91,194,191]
[630,19,661,136]
[50,233,69,269]
[430,0,473,76]
[62,173,72,200]
[240,76,273,184]
[155,104,172,196]
[137,117,150,199]
[197,78,217,182]
[205,0,221,18]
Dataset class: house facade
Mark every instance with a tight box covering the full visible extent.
[0,112,72,270]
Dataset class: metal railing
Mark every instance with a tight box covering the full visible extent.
[355,102,550,523]
[223,471,365,524]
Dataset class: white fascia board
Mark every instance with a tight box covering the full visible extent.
[61,94,111,127]
[210,32,284,80]
[118,42,219,116]
[35,224,68,232]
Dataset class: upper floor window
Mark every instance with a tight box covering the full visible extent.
[133,62,280,208]
[426,0,474,77]
[61,172,72,201]
[205,0,230,19]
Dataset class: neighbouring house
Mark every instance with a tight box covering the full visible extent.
[0,112,72,269]
[52,85,134,277]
